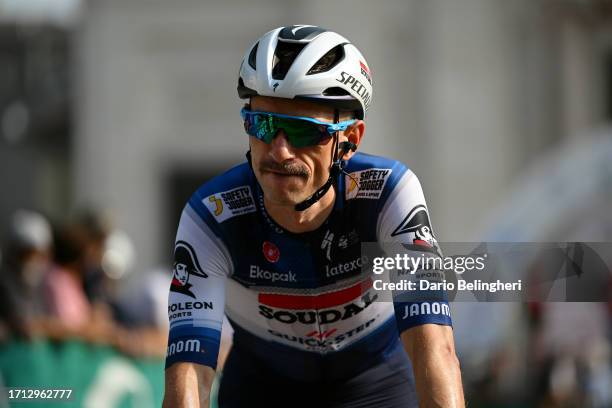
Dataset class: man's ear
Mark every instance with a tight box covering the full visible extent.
[339,120,365,160]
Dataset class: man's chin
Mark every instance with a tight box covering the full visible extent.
[260,185,311,207]
[264,191,307,207]
[259,175,306,199]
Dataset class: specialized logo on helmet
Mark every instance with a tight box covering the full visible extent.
[171,240,208,299]
[336,71,372,111]
[391,205,436,247]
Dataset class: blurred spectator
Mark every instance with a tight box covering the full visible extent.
[44,225,91,329]
[0,210,118,349]
[105,266,169,358]
[71,210,138,325]
[528,302,611,408]
[71,209,113,304]
[0,210,53,339]
[58,208,168,358]
[0,210,185,361]
[117,267,168,329]
[98,229,137,326]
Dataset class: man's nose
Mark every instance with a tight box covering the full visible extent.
[268,130,295,162]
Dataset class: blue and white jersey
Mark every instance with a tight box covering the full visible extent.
[165,152,452,381]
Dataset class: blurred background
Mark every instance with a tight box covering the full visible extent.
[0,0,611,407]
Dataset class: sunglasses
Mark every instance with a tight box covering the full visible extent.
[241,108,356,148]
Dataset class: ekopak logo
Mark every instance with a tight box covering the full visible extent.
[263,241,280,263]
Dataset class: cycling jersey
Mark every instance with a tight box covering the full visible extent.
[165,152,452,381]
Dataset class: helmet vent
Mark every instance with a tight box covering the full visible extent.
[279,26,327,42]
[272,41,306,80]
[322,87,351,96]
[307,45,345,75]
[248,42,259,69]
[237,77,258,98]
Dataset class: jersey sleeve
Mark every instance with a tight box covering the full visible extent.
[377,168,453,334]
[165,203,232,370]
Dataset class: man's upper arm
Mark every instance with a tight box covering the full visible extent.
[376,168,453,334]
[166,203,231,370]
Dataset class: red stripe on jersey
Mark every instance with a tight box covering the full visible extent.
[259,279,373,310]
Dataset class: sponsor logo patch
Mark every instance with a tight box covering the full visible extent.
[168,301,214,320]
[166,339,205,357]
[345,168,392,200]
[204,186,256,222]
[391,205,436,248]
[338,229,360,249]
[321,230,334,261]
[170,240,208,299]
[262,241,280,263]
[257,279,377,325]
[325,255,369,278]
[249,265,296,283]
[401,302,451,320]
[336,71,372,111]
[359,60,372,85]
[267,317,377,351]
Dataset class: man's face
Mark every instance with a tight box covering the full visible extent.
[249,96,337,206]
[174,263,189,286]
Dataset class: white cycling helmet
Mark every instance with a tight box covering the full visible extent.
[238,25,372,119]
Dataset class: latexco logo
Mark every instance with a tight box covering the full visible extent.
[325,255,368,278]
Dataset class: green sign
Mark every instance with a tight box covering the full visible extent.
[0,339,165,408]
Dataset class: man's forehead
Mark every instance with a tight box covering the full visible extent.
[250,96,335,120]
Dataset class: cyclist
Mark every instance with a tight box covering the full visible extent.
[163,25,464,407]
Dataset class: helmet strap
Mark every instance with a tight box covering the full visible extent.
[246,149,253,168]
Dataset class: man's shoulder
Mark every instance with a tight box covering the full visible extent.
[193,162,254,197]
[345,152,407,172]
[343,152,413,201]
[185,162,258,225]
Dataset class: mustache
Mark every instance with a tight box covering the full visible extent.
[259,159,310,178]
